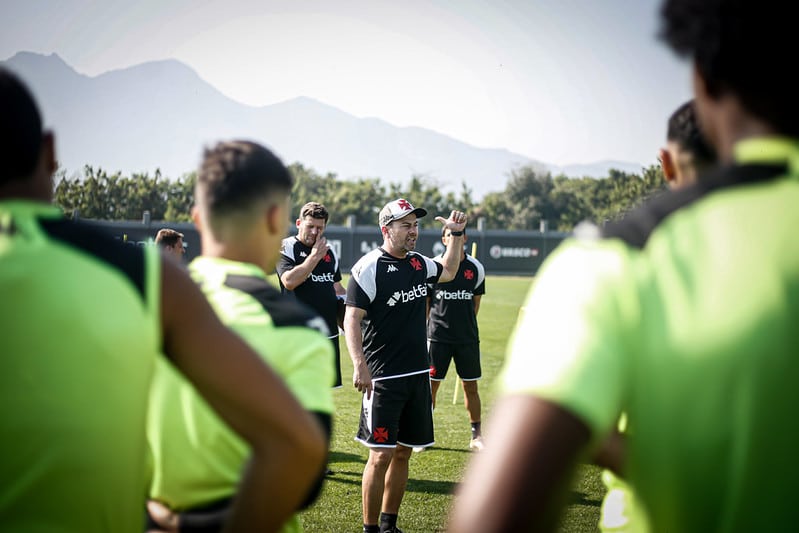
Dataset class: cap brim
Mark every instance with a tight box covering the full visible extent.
[380,206,428,226]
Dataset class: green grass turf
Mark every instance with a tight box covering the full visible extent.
[296,275,606,532]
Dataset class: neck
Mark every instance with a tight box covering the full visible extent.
[702,93,778,164]
[0,178,51,203]
[382,242,408,259]
[201,234,274,273]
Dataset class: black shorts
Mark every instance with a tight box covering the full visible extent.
[331,335,342,388]
[428,341,481,381]
[356,371,434,448]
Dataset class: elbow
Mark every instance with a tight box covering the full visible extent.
[253,415,327,497]
[281,278,298,291]
[258,410,327,474]
[293,418,327,473]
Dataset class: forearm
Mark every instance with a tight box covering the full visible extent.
[449,396,590,533]
[299,412,333,509]
[224,440,324,533]
[343,319,366,366]
[281,260,317,290]
[439,234,464,282]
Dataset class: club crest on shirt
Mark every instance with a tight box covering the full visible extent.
[373,427,389,443]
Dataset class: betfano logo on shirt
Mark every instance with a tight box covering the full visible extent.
[387,284,428,306]
[436,289,473,301]
[310,272,335,283]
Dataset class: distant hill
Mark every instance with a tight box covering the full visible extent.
[2,52,643,198]
[550,160,647,179]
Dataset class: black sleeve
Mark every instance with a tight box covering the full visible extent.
[177,505,230,533]
[275,252,297,278]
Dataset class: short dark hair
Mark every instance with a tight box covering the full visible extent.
[0,68,43,186]
[660,0,798,136]
[155,228,184,248]
[300,202,329,223]
[667,100,716,170]
[196,140,293,220]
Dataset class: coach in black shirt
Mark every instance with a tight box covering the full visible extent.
[344,198,466,533]
[427,226,486,452]
[278,201,346,387]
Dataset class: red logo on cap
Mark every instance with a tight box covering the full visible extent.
[397,199,412,211]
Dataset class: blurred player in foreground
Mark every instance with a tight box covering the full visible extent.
[0,68,325,533]
[450,0,799,530]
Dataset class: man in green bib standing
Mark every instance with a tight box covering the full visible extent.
[147,140,335,533]
[0,68,326,533]
[450,0,799,530]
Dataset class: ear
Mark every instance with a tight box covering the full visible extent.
[659,147,677,185]
[266,203,286,236]
[191,206,202,231]
[42,132,57,175]
[296,218,302,228]
[692,63,711,104]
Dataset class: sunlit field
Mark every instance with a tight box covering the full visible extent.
[294,275,605,532]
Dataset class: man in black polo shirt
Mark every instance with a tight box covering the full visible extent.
[427,226,486,451]
[277,201,346,387]
[344,198,466,533]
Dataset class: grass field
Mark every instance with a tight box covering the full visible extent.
[298,275,606,532]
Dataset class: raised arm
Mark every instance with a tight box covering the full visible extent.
[280,237,329,290]
[434,210,466,283]
[159,257,326,532]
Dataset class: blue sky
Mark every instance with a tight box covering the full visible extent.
[1,0,692,168]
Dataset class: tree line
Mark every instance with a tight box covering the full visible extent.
[54,162,666,231]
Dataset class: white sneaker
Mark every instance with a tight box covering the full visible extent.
[469,436,484,451]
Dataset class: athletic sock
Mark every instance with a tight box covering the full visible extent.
[471,421,482,439]
[379,512,398,532]
[364,524,380,533]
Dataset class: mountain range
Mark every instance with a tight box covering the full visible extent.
[2,51,645,199]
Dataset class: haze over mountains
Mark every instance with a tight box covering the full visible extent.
[3,52,645,198]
